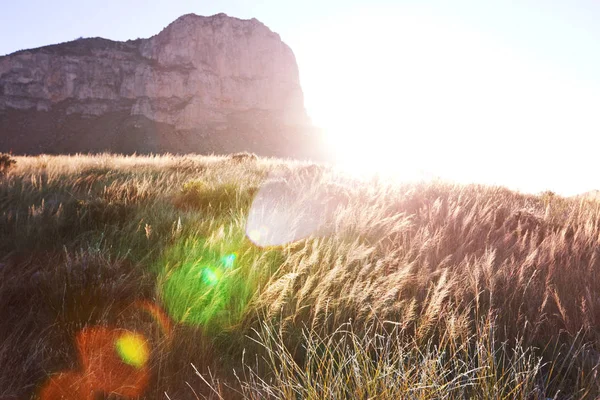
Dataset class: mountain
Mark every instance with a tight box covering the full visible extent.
[0,13,324,158]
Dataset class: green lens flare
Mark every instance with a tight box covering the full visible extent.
[157,232,285,331]
[221,253,237,268]
[200,267,219,285]
[114,332,149,369]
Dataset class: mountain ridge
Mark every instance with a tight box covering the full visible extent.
[0,13,323,158]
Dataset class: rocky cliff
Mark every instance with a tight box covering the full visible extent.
[0,13,322,157]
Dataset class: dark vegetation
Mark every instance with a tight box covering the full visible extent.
[0,153,15,175]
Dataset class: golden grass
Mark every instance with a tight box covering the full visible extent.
[1,153,599,399]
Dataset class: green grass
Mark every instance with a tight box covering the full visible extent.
[1,153,600,399]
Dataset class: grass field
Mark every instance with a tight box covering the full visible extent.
[1,153,600,399]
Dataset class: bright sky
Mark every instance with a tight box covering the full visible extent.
[2,1,600,195]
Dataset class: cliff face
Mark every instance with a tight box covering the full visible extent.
[0,13,320,157]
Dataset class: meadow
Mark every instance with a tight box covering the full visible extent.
[1,153,600,399]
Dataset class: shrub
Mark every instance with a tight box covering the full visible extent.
[230,152,258,163]
[0,153,16,175]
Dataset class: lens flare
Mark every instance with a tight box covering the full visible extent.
[115,332,150,369]
[200,267,219,285]
[133,300,173,339]
[40,327,151,399]
[221,252,237,268]
[77,327,150,397]
[39,372,91,400]
[158,232,283,330]
[159,242,237,326]
[248,226,269,244]
[245,175,343,247]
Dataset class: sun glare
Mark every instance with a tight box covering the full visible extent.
[298,8,600,195]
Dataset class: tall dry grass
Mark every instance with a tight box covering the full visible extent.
[0,153,599,399]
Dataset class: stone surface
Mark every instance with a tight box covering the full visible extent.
[0,13,323,158]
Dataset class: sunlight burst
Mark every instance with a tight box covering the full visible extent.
[299,8,600,195]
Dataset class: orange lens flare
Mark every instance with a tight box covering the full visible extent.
[39,327,151,399]
[39,372,92,400]
[77,327,150,397]
[133,300,174,339]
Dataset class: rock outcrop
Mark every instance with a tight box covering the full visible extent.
[0,13,322,158]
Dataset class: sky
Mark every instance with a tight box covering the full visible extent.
[1,1,600,195]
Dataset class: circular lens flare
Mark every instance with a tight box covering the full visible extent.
[221,253,237,268]
[245,174,346,247]
[115,332,150,369]
[200,267,219,286]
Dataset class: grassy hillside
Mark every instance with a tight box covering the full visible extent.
[1,153,600,399]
